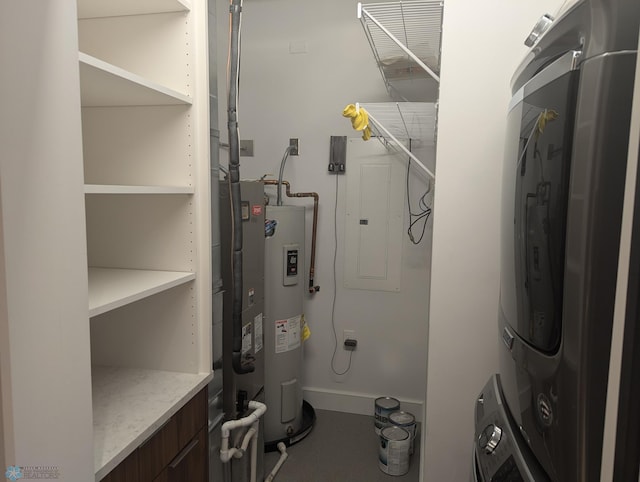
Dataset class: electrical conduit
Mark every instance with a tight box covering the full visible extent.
[227,0,253,374]
[277,145,293,207]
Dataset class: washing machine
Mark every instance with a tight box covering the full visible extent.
[473,1,639,480]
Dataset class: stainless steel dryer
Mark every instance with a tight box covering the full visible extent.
[473,1,640,480]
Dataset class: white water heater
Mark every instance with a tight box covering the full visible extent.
[263,205,305,445]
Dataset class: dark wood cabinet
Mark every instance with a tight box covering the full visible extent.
[154,428,207,482]
[102,388,208,482]
[101,450,139,482]
[138,417,180,481]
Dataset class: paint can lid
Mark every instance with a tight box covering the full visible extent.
[375,397,400,409]
[381,426,409,441]
[389,410,415,426]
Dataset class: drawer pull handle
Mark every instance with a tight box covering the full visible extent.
[169,438,199,469]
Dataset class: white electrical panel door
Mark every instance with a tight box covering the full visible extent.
[344,139,405,291]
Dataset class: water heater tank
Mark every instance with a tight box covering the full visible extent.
[264,205,305,444]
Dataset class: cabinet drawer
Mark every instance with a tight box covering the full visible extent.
[103,388,208,482]
[153,427,207,482]
[102,449,139,482]
[138,416,179,481]
[175,387,207,449]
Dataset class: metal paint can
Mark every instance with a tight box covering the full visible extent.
[379,426,410,476]
[389,410,417,455]
[374,397,400,434]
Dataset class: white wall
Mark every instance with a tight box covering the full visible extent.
[424,1,564,480]
[0,1,94,480]
[216,0,432,416]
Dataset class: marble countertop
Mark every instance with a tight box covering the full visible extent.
[92,365,212,480]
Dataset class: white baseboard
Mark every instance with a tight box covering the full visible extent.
[303,387,424,422]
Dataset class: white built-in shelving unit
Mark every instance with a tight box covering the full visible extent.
[3,0,211,479]
[78,0,212,478]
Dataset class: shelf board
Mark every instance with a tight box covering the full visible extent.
[79,52,192,107]
[88,267,195,317]
[78,0,190,19]
[84,184,194,195]
[92,366,211,480]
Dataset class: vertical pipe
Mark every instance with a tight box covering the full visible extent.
[250,421,258,482]
[277,146,292,206]
[227,0,253,374]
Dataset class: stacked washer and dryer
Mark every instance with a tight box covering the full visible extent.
[473,1,640,481]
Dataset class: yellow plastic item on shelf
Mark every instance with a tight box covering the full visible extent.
[343,104,371,140]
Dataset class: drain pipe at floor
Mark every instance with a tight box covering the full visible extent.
[265,442,289,482]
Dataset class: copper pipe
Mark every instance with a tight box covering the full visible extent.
[263,180,320,294]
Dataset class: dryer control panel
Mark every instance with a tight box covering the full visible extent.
[473,375,550,482]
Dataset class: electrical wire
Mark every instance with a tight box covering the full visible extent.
[406,153,432,244]
[330,173,354,376]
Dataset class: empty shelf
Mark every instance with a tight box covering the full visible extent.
[353,102,436,179]
[358,1,443,99]
[79,53,192,107]
[92,365,211,479]
[84,184,194,195]
[78,0,190,19]
[88,267,195,317]
[362,102,436,144]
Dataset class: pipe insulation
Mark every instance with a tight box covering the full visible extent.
[227,0,253,374]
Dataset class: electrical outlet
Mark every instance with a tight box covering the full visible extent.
[289,138,299,156]
[343,329,356,350]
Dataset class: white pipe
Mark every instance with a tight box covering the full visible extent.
[366,111,436,180]
[220,401,267,463]
[250,421,259,482]
[233,425,257,458]
[265,442,289,482]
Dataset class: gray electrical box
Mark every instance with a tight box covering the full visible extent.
[328,135,347,173]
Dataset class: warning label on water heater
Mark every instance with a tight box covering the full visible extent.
[255,313,263,353]
[242,323,252,355]
[275,315,301,354]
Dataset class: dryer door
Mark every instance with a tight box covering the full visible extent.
[500,53,579,355]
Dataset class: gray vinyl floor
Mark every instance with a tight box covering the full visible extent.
[264,409,420,482]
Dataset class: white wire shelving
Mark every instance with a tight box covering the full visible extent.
[354,1,443,181]
[358,0,443,100]
[360,102,437,179]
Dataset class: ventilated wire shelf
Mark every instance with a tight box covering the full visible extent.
[359,102,437,179]
[362,102,436,145]
[358,0,443,97]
